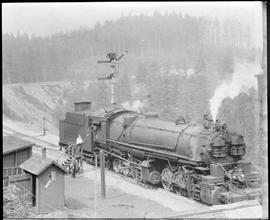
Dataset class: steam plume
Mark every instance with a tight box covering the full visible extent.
[121,83,149,113]
[209,61,260,121]
[122,100,145,113]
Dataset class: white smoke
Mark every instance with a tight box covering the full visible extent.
[209,61,261,121]
[121,82,150,113]
[121,100,145,113]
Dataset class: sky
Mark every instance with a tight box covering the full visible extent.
[2,2,263,39]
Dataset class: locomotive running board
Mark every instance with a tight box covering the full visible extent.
[106,139,199,166]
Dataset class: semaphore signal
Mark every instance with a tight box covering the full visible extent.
[97,51,127,105]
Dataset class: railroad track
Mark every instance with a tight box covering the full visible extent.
[3,126,59,150]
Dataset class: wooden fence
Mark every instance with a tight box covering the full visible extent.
[3,167,24,177]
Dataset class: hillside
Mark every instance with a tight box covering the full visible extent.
[2,13,261,165]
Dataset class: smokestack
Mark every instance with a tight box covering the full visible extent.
[42,147,46,159]
[203,114,213,129]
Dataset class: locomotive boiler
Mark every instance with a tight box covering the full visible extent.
[59,102,262,205]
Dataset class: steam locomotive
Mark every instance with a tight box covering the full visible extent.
[59,102,262,205]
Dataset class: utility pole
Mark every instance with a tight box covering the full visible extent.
[94,154,98,217]
[100,150,106,199]
[97,51,127,106]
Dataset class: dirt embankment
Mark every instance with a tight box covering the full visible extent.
[2,80,98,134]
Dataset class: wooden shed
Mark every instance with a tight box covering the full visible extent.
[20,148,67,214]
[3,135,34,181]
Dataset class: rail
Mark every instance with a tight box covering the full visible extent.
[165,200,260,218]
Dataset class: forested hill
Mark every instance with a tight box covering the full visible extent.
[3,12,261,162]
[3,12,259,84]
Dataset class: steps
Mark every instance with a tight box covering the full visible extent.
[60,156,72,173]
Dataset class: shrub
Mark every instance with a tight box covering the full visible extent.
[3,183,31,218]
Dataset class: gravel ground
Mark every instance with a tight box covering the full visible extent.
[83,163,205,213]
[64,174,177,218]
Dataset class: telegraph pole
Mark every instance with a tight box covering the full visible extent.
[94,154,98,217]
[100,150,106,199]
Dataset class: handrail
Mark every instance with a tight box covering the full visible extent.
[216,163,233,184]
[216,163,259,200]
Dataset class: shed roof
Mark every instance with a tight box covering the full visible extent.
[19,155,67,175]
[3,135,34,155]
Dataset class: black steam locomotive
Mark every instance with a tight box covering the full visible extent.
[59,102,261,205]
